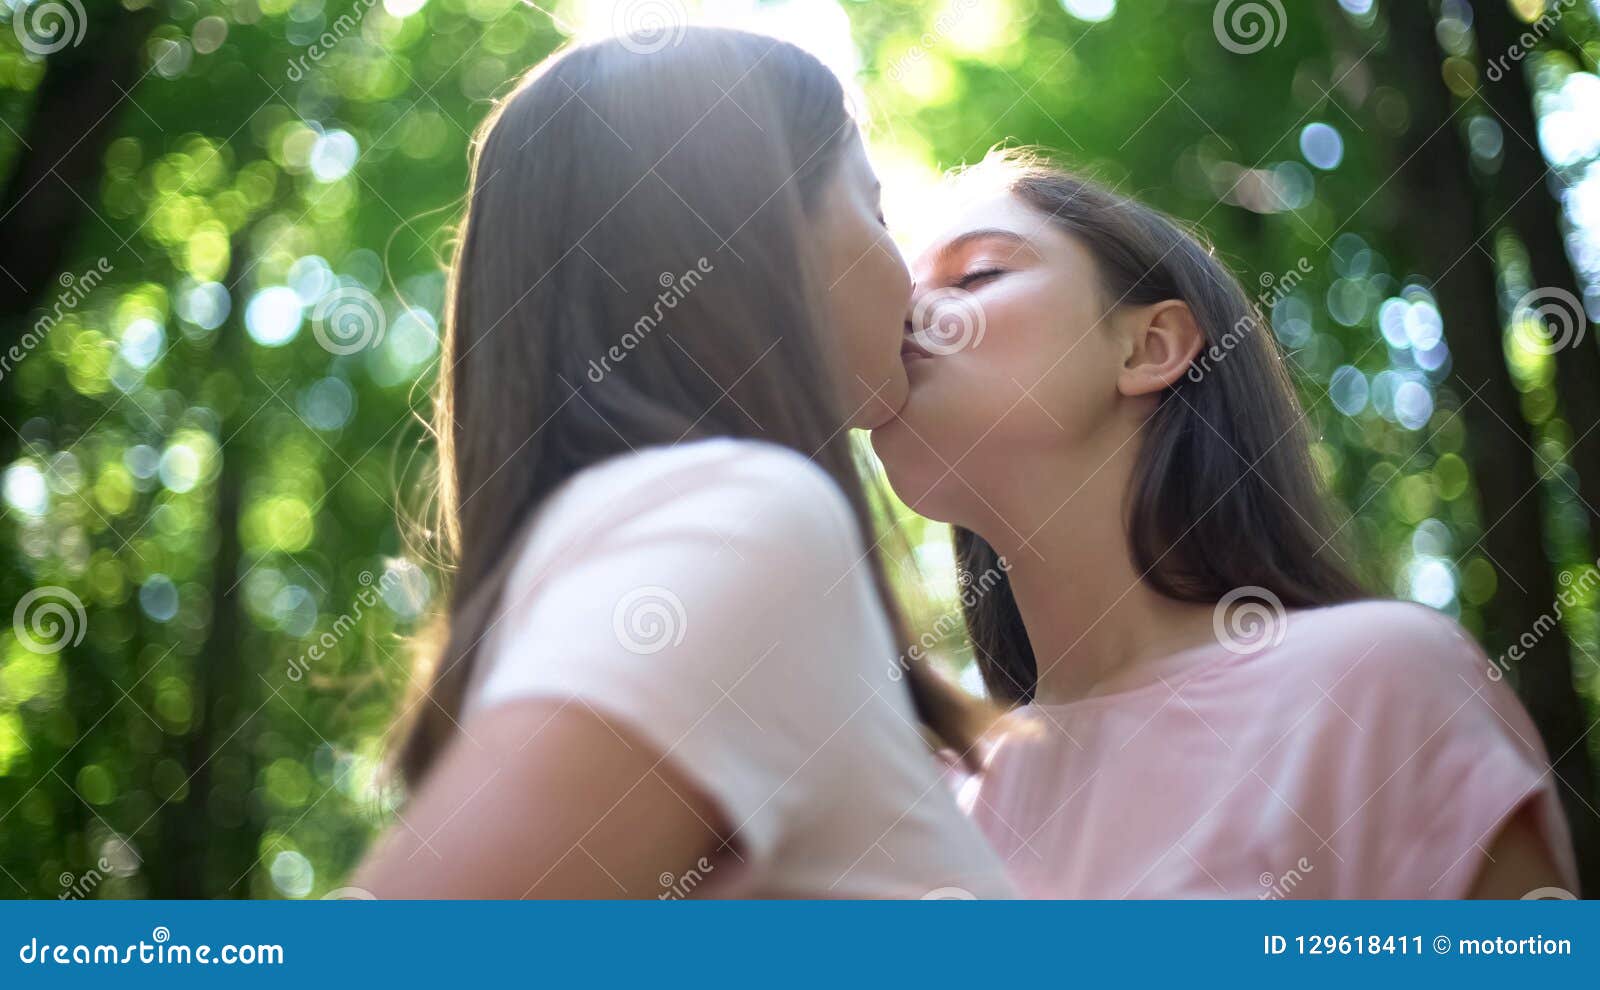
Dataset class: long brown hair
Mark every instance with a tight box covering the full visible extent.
[396,28,988,787]
[954,151,1367,704]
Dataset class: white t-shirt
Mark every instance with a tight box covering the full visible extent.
[465,438,1014,899]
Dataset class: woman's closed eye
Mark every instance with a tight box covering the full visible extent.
[955,267,1005,290]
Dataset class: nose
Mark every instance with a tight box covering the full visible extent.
[904,282,922,336]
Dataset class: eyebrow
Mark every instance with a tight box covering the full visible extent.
[934,227,1036,264]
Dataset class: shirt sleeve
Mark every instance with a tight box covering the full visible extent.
[470,443,890,869]
[1334,604,1579,898]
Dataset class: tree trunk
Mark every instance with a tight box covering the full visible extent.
[1387,0,1599,894]
[157,241,255,898]
[0,6,156,331]
[1470,0,1600,548]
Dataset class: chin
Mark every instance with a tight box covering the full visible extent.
[868,419,958,522]
[852,370,909,430]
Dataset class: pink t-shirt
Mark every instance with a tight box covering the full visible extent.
[958,600,1579,898]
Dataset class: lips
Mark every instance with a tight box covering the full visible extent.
[900,334,934,362]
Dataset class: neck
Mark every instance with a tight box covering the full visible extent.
[968,444,1217,706]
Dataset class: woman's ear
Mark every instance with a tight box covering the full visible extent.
[1116,300,1205,397]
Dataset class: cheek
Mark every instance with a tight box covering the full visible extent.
[842,230,910,329]
[826,229,909,360]
[894,291,1113,445]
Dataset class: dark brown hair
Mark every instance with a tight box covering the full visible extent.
[396,28,989,787]
[953,150,1366,704]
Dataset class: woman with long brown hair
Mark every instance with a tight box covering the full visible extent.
[870,149,1578,898]
[352,29,1012,898]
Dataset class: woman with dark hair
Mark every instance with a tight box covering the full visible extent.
[871,150,1579,898]
[352,29,1013,898]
